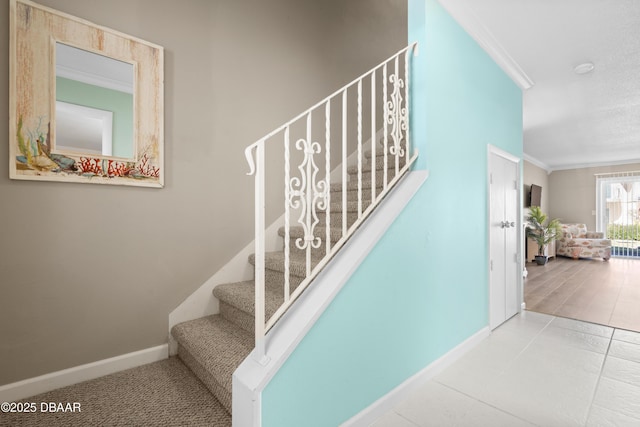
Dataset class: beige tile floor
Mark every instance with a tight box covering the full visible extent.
[370,311,640,427]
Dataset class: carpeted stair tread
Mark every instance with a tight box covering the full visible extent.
[279,225,343,243]
[347,157,407,174]
[365,147,407,159]
[213,280,283,320]
[171,315,253,413]
[317,211,359,226]
[330,180,382,192]
[330,187,376,200]
[249,251,318,277]
[330,170,400,193]
[329,199,373,213]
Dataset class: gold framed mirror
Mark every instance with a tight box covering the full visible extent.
[9,0,164,187]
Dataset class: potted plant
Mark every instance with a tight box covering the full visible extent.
[525,206,562,265]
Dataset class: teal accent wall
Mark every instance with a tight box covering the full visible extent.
[261,1,522,425]
[56,77,134,158]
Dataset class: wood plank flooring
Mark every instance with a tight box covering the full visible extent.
[524,256,640,332]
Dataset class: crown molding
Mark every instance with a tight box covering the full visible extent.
[437,0,535,90]
[523,153,551,174]
[549,158,640,173]
[523,153,640,174]
[56,64,133,94]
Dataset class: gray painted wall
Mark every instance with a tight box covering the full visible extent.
[549,163,640,231]
[0,0,407,385]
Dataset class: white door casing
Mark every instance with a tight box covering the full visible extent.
[488,145,522,330]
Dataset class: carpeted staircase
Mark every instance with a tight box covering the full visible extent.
[0,151,406,427]
[170,149,405,421]
[1,151,406,427]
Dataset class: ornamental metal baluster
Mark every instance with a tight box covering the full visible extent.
[288,113,329,277]
[383,63,389,191]
[325,101,331,256]
[342,90,348,237]
[388,57,407,176]
[404,47,411,167]
[371,71,377,204]
[283,127,291,302]
[357,80,363,217]
[253,140,266,360]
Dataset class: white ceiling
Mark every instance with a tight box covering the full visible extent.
[439,0,640,171]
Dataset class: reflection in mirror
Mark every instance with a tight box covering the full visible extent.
[55,42,134,159]
[56,101,113,156]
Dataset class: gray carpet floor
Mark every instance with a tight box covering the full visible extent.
[0,357,231,427]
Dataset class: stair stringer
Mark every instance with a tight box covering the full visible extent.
[232,170,429,427]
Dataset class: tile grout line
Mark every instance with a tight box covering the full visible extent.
[588,401,640,424]
[495,316,555,377]
[583,328,615,426]
[433,312,555,419]
[390,409,422,427]
[436,381,541,426]
[548,317,615,340]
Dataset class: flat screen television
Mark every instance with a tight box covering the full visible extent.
[529,184,542,207]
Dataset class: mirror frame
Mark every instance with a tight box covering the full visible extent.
[9,0,164,187]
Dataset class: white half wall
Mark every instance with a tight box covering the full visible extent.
[232,170,429,427]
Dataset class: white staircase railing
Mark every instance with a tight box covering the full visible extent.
[245,43,418,357]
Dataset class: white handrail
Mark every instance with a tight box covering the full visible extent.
[246,43,418,357]
[244,42,418,173]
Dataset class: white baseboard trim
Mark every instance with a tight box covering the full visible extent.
[0,344,168,403]
[341,326,491,427]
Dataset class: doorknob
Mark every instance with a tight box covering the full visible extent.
[509,221,515,228]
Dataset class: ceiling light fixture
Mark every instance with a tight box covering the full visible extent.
[574,62,595,75]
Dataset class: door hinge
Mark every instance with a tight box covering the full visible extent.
[490,173,493,184]
[514,180,518,190]
[490,259,493,271]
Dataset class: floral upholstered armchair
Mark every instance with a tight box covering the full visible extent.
[556,223,611,261]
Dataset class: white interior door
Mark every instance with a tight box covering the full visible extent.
[489,147,520,330]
